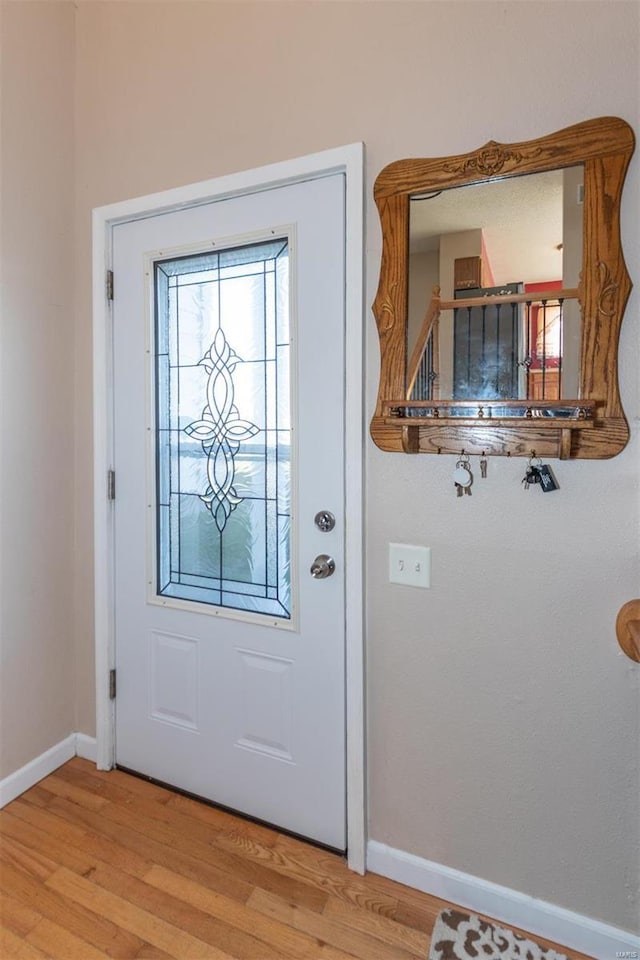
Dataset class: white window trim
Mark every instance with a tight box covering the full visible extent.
[92,144,366,872]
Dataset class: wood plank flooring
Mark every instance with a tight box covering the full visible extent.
[0,759,593,959]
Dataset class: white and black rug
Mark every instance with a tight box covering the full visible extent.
[429,909,568,960]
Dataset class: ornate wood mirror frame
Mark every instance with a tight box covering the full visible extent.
[371,117,635,458]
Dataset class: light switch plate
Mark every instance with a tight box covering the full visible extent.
[389,543,431,588]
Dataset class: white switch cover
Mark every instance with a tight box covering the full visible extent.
[389,543,431,588]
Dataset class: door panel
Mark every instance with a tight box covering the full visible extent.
[113,175,346,849]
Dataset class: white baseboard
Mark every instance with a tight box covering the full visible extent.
[0,734,76,808]
[367,840,640,960]
[0,732,98,808]
[75,733,98,762]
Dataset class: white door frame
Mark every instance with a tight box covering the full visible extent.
[92,144,366,871]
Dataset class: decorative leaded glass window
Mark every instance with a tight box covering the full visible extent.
[154,238,292,619]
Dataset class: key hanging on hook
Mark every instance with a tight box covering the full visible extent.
[453,453,473,498]
[480,452,488,479]
[522,453,543,491]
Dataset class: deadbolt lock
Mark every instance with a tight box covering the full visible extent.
[314,510,336,532]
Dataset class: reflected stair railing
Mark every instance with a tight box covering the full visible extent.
[406,284,581,401]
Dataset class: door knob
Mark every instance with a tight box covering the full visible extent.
[310,554,336,579]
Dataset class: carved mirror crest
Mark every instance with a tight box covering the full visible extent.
[371,117,635,458]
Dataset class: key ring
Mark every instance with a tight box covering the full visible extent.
[453,452,473,490]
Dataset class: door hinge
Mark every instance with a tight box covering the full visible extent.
[106,269,114,301]
[107,469,116,501]
[109,669,116,700]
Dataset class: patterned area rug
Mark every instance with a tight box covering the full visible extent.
[429,909,568,960]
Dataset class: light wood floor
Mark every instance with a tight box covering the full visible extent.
[0,758,592,959]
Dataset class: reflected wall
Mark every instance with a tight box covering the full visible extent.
[408,167,584,402]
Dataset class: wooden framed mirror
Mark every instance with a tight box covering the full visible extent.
[371,117,635,458]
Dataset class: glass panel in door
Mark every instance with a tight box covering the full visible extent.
[154,238,292,619]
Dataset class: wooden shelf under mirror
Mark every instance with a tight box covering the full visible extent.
[382,400,598,458]
[371,117,635,458]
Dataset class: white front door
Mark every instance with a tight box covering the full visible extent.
[112,175,346,850]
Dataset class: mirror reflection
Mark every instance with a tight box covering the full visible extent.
[407,166,583,403]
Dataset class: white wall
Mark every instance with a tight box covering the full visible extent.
[0,1,76,777]
[408,249,439,349]
[2,0,638,937]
